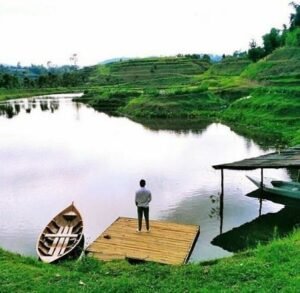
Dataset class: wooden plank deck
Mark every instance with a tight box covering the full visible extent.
[86,217,200,265]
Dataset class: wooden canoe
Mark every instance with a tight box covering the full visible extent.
[36,203,84,263]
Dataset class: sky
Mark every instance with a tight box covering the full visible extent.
[0,0,294,66]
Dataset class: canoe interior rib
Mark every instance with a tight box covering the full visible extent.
[37,203,84,263]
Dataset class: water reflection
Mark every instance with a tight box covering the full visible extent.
[224,123,287,151]
[208,194,220,220]
[15,103,21,114]
[246,188,300,209]
[25,106,31,113]
[0,104,15,118]
[211,189,300,252]
[0,98,61,118]
[286,168,300,181]
[135,118,211,134]
[40,100,49,111]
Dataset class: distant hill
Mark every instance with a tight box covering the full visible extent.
[209,55,222,62]
[99,57,131,65]
[99,54,222,65]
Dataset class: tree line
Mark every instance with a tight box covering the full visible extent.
[0,65,88,89]
[248,2,300,62]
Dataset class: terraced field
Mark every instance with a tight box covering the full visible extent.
[87,57,210,88]
[242,47,300,84]
[208,58,251,76]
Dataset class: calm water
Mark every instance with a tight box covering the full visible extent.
[0,94,295,262]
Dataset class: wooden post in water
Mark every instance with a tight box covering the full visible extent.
[297,170,300,182]
[220,168,224,234]
[259,168,264,216]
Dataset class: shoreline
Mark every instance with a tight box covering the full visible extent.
[0,229,299,291]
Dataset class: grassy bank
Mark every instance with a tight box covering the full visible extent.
[0,229,299,292]
[221,86,300,145]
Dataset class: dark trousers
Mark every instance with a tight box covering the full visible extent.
[137,207,150,231]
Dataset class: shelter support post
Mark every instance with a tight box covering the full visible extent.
[220,169,224,234]
[221,168,224,196]
[259,168,264,217]
[259,193,263,217]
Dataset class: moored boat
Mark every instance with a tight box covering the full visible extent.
[36,203,84,263]
[246,175,300,200]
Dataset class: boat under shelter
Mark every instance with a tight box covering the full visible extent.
[212,145,300,222]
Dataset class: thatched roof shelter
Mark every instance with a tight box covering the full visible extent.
[213,145,300,170]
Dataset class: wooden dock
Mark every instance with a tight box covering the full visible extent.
[86,217,200,265]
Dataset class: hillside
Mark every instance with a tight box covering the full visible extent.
[208,57,251,76]
[219,47,300,144]
[241,47,300,85]
[87,57,210,88]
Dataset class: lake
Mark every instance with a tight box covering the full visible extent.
[0,93,297,262]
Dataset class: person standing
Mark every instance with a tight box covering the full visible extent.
[135,179,152,232]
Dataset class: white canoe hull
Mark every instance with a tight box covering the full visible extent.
[36,203,84,263]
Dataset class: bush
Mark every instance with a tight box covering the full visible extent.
[285,28,300,47]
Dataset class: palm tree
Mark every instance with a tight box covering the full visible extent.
[70,53,78,67]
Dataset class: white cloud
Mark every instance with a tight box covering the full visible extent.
[0,0,293,66]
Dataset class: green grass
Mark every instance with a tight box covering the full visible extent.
[221,86,300,145]
[208,57,251,76]
[266,47,300,61]
[121,90,226,119]
[0,229,299,292]
[241,47,300,81]
[78,86,227,119]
